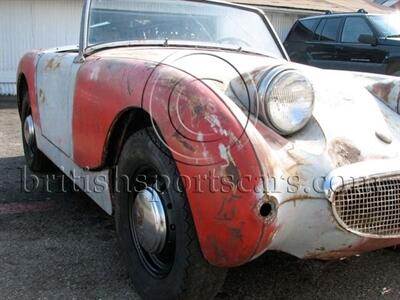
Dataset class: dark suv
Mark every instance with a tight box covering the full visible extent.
[284,11,400,76]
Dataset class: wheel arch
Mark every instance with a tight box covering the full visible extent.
[102,107,154,169]
[16,73,28,118]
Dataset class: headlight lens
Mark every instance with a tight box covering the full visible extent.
[261,70,314,135]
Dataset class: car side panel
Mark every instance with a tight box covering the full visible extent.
[72,57,156,168]
[335,43,387,73]
[36,52,80,157]
[72,56,277,267]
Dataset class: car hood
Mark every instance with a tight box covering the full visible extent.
[97,47,400,173]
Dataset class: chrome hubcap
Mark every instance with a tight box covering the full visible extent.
[132,187,167,254]
[24,115,35,149]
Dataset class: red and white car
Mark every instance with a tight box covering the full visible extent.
[17,0,400,299]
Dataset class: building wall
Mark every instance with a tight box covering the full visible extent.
[0,0,83,95]
[0,1,309,95]
[264,11,310,41]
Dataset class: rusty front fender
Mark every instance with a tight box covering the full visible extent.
[73,56,277,267]
[141,64,277,267]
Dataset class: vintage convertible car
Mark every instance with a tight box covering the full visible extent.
[17,0,400,299]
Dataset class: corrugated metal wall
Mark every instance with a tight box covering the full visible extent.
[264,11,311,41]
[0,1,308,96]
[0,0,83,95]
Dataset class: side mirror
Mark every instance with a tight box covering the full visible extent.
[358,34,377,45]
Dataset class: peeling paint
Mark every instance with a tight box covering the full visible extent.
[329,139,363,168]
[368,79,400,113]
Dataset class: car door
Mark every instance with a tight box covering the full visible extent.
[336,16,387,73]
[306,17,343,69]
[284,18,320,64]
[36,51,81,158]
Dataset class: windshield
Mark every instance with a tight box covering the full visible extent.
[88,0,283,57]
[369,15,400,37]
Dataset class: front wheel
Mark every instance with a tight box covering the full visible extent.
[21,89,53,173]
[115,128,227,300]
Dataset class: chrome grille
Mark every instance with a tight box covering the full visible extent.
[332,175,400,238]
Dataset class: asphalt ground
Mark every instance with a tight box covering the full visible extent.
[1,96,400,299]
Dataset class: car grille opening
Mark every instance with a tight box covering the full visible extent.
[332,175,400,237]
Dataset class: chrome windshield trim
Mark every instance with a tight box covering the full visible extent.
[85,40,280,58]
[75,0,92,63]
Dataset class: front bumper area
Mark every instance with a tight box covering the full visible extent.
[266,159,400,260]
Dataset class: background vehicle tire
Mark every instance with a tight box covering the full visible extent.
[20,89,54,173]
[115,128,227,300]
[387,63,400,76]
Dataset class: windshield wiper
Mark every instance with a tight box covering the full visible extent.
[387,34,400,38]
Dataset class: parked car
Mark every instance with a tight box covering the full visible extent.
[284,11,400,75]
[17,0,400,299]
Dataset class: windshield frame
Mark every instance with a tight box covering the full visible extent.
[75,0,288,62]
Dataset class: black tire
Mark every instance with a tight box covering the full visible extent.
[387,63,400,77]
[21,89,53,173]
[115,128,227,300]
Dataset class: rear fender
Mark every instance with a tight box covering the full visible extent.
[17,50,43,126]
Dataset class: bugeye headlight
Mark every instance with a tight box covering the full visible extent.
[259,69,315,135]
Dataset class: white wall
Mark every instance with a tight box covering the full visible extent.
[264,11,312,41]
[0,0,83,95]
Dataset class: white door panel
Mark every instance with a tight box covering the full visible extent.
[36,52,80,157]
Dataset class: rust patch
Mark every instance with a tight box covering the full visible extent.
[216,199,238,221]
[329,139,363,168]
[225,158,241,186]
[306,237,400,260]
[306,250,361,260]
[370,81,395,104]
[38,89,46,104]
[187,96,213,121]
[45,58,61,71]
[126,78,134,96]
[220,146,241,186]
[368,80,400,113]
[229,227,243,241]
[207,235,227,265]
[172,132,196,152]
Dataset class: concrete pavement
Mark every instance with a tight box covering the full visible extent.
[1,97,400,299]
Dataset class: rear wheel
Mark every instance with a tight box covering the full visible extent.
[20,89,53,173]
[387,63,400,76]
[115,128,227,300]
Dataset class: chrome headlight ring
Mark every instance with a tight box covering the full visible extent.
[258,66,315,136]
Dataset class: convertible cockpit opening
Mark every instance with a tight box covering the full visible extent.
[88,0,284,57]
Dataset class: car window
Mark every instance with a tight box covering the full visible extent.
[320,18,341,42]
[342,17,373,43]
[286,19,319,42]
[314,19,326,40]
